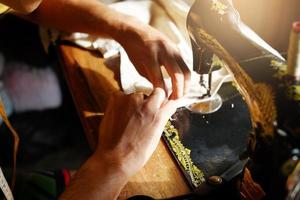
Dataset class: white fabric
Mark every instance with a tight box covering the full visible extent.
[62,0,233,108]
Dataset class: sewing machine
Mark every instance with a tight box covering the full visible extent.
[168,0,299,199]
[186,0,284,104]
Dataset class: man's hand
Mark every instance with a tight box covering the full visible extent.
[6,0,191,99]
[60,89,178,200]
[114,18,191,99]
[96,88,177,178]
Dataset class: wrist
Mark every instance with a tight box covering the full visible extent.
[89,150,130,183]
[71,152,130,199]
[60,151,130,200]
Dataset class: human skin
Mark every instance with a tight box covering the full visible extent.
[1,0,191,99]
[59,88,178,199]
[0,0,42,13]
[0,1,188,198]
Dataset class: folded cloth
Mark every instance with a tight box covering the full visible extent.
[40,0,233,109]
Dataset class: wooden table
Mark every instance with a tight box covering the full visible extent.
[57,44,191,199]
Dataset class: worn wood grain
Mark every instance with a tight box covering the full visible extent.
[57,44,191,199]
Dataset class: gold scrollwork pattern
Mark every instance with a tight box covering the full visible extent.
[270,60,287,79]
[163,121,205,187]
[211,0,228,15]
[286,85,300,101]
[270,60,300,101]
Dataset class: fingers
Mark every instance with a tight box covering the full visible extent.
[147,98,178,144]
[159,46,191,100]
[133,59,167,95]
[143,88,166,112]
[160,47,184,99]
[160,54,184,99]
[174,54,192,95]
[144,88,178,125]
[157,100,177,125]
[141,88,177,145]
[146,60,167,94]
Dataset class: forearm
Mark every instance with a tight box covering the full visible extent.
[21,0,138,40]
[59,153,129,200]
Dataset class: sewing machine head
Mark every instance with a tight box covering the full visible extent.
[186,0,285,76]
[185,0,285,114]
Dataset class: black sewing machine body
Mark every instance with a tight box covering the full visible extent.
[131,1,299,199]
[161,0,299,199]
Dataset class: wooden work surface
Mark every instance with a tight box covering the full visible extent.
[57,44,191,199]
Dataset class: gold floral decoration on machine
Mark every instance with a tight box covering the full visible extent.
[211,0,228,15]
[163,121,205,187]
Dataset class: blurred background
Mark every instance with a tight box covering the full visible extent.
[234,0,300,53]
[0,12,90,171]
